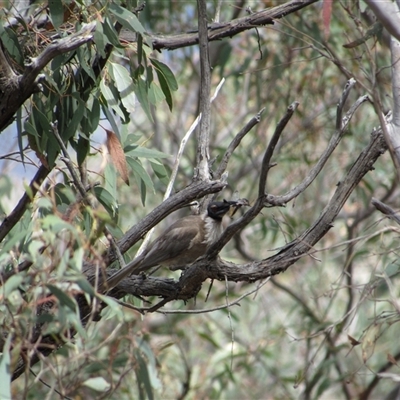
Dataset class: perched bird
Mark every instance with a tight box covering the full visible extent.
[103,200,241,291]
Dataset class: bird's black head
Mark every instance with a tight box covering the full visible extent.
[207,200,238,220]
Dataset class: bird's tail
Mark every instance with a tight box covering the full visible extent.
[98,253,146,292]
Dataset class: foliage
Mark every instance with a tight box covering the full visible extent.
[1,1,400,399]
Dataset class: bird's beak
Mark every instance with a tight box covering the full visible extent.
[227,198,250,217]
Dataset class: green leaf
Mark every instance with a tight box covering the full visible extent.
[41,215,75,234]
[152,68,173,111]
[100,77,125,120]
[108,63,136,113]
[93,187,118,219]
[83,377,111,392]
[76,135,90,166]
[127,157,154,193]
[46,127,60,169]
[133,79,153,122]
[102,17,121,47]
[76,279,96,296]
[76,46,96,82]
[127,157,155,206]
[150,58,178,91]
[149,59,177,111]
[148,82,165,105]
[150,161,169,184]
[48,0,64,29]
[126,146,170,159]
[67,95,85,140]
[138,340,162,390]
[101,104,120,137]
[2,274,24,298]
[36,313,55,324]
[97,294,124,320]
[108,3,146,34]
[104,162,118,199]
[89,97,101,131]
[0,335,12,400]
[94,20,107,58]
[134,349,154,400]
[0,230,29,257]
[46,284,77,312]
[0,26,23,65]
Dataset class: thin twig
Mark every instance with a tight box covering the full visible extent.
[51,122,87,198]
[215,107,265,179]
[225,274,235,371]
[267,83,366,207]
[259,101,299,197]
[371,197,400,225]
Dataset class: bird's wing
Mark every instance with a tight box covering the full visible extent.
[138,215,205,271]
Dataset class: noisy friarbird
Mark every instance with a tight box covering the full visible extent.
[103,200,242,291]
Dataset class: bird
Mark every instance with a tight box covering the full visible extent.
[102,200,242,291]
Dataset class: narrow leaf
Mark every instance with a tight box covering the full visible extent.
[48,0,64,29]
[109,62,136,113]
[126,146,170,159]
[134,80,153,121]
[0,335,12,400]
[93,186,118,219]
[46,284,77,312]
[150,58,178,91]
[108,3,146,34]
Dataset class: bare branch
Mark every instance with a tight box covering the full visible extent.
[196,0,212,181]
[0,43,17,86]
[214,108,265,179]
[384,37,400,175]
[259,101,299,197]
[21,22,96,86]
[267,83,367,207]
[51,124,87,199]
[371,197,400,225]
[364,0,400,43]
[0,165,49,244]
[149,0,320,51]
[336,78,357,130]
[391,37,400,128]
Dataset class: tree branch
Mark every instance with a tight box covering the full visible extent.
[149,0,320,51]
[371,197,400,225]
[364,0,400,43]
[0,164,49,244]
[266,81,368,206]
[195,0,212,182]
[0,21,96,131]
[98,126,386,303]
[214,107,265,179]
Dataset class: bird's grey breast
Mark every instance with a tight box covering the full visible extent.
[203,215,223,245]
